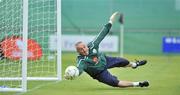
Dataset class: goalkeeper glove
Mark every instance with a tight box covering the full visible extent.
[109,11,120,24]
[64,74,74,80]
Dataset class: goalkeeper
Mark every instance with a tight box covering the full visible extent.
[66,12,149,88]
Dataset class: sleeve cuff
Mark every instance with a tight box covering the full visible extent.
[108,20,113,24]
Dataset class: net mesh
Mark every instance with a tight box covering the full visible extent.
[28,0,57,77]
[0,0,58,90]
[0,0,23,88]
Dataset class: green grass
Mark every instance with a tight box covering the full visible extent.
[1,53,180,95]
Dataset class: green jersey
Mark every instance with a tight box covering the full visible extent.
[76,23,112,78]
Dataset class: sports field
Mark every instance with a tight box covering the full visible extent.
[0,0,180,94]
[2,53,179,95]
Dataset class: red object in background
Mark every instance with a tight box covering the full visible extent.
[0,36,43,60]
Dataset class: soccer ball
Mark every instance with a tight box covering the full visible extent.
[65,66,79,79]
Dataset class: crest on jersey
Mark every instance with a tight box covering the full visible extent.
[93,49,97,53]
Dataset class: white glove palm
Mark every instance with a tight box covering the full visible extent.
[64,74,74,80]
[64,66,79,80]
[109,12,120,24]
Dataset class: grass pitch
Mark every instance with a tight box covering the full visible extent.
[1,53,180,95]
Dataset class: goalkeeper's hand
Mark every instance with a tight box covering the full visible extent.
[109,11,120,24]
[64,74,74,80]
[64,71,78,80]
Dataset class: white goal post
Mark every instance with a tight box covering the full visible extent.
[119,13,124,57]
[0,0,61,92]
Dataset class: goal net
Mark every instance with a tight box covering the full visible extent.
[0,0,61,92]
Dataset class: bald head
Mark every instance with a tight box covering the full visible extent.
[75,41,89,56]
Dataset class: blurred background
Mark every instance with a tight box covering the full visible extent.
[61,0,180,55]
[1,0,180,55]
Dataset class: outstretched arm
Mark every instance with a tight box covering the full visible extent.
[76,59,85,76]
[91,12,120,48]
[64,60,84,80]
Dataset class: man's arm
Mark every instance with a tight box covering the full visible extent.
[77,59,85,76]
[91,23,112,48]
[91,12,120,48]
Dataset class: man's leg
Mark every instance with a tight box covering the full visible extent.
[105,56,147,69]
[118,80,149,87]
[125,60,147,69]
[95,70,149,88]
[105,56,129,69]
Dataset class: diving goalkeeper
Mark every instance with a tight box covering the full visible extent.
[66,12,149,88]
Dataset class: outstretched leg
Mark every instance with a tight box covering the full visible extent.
[95,70,149,88]
[105,56,129,69]
[105,56,147,69]
[118,80,149,87]
[126,60,147,69]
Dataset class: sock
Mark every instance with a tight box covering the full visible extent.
[130,62,137,68]
[133,82,139,87]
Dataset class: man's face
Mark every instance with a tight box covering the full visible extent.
[76,42,89,56]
